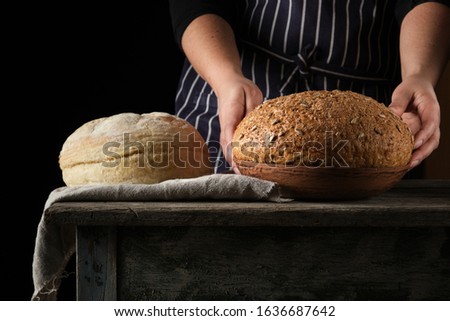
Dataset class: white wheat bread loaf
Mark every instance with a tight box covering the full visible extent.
[59,112,213,186]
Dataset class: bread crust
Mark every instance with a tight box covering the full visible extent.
[60,112,213,185]
[232,90,414,168]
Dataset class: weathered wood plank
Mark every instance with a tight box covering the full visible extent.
[45,180,450,227]
[116,226,450,300]
[46,202,450,227]
[76,226,117,300]
[66,180,450,300]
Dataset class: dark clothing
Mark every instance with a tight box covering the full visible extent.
[168,0,449,172]
[169,0,450,48]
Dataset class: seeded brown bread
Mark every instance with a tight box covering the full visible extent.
[59,112,213,186]
[232,90,414,168]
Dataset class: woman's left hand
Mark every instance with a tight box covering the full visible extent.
[389,75,441,169]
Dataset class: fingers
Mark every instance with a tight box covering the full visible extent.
[405,94,440,168]
[389,79,441,168]
[389,84,413,116]
[410,128,440,168]
[411,96,440,149]
[218,80,263,170]
[412,119,438,150]
[220,126,235,170]
[401,112,422,135]
[245,85,263,115]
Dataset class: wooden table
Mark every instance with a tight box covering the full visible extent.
[45,179,450,300]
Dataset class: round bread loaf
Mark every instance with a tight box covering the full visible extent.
[232,90,414,168]
[60,112,213,186]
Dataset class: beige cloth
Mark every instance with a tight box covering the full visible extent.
[32,174,290,300]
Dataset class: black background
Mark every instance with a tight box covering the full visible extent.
[4,2,184,300]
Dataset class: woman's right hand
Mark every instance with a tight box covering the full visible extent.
[215,73,263,172]
[180,13,263,170]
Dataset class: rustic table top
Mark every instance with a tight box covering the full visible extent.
[44,179,450,227]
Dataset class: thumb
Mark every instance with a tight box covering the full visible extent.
[220,126,235,170]
[389,85,413,116]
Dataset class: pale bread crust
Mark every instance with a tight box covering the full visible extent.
[232,90,414,168]
[60,112,213,185]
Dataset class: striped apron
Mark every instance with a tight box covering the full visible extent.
[175,0,401,173]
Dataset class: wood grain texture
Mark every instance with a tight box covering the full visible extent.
[45,180,450,227]
[52,180,449,300]
[116,226,450,300]
[76,226,117,300]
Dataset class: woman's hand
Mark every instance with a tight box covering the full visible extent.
[391,2,449,169]
[180,13,263,171]
[215,73,263,171]
[389,76,440,169]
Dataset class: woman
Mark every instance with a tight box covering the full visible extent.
[168,0,450,173]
